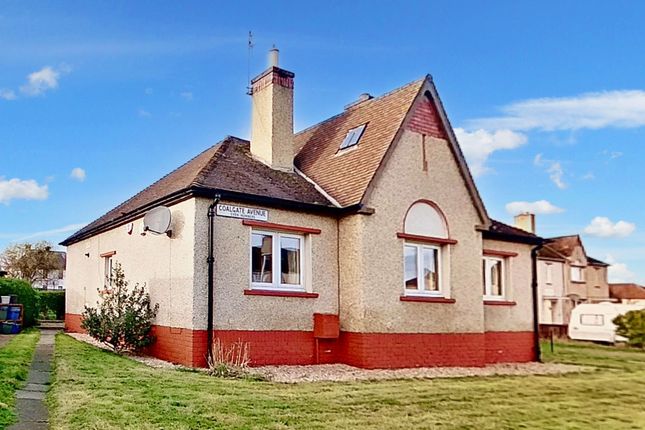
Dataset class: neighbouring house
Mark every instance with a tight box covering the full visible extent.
[32,251,66,290]
[609,283,645,304]
[62,50,543,369]
[524,225,611,336]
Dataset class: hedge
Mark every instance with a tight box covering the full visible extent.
[0,278,39,327]
[38,290,65,320]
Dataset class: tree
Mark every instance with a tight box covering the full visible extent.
[613,309,645,349]
[82,263,159,353]
[0,241,60,283]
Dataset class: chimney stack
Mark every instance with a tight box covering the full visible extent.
[514,212,536,234]
[250,47,295,171]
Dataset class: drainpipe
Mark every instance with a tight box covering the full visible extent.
[206,194,221,362]
[531,243,544,362]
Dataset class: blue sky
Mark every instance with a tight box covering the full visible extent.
[1,1,644,283]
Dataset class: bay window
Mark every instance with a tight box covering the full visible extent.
[251,230,303,290]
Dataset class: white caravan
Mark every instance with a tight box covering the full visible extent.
[568,302,645,343]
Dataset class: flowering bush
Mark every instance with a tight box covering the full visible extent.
[81,263,159,353]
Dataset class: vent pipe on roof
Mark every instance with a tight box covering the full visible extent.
[344,93,373,110]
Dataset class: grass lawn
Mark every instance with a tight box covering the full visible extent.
[49,335,645,430]
[0,329,39,429]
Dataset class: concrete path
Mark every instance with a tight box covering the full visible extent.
[8,328,59,430]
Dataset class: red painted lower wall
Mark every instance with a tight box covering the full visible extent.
[65,313,534,368]
[338,332,486,369]
[484,331,535,364]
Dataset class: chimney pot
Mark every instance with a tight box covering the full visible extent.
[268,47,279,67]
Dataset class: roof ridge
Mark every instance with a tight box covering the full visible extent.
[294,76,427,137]
[191,136,245,187]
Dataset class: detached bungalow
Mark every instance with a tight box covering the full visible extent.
[62,51,543,368]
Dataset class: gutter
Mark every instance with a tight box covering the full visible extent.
[206,194,221,362]
[531,243,544,362]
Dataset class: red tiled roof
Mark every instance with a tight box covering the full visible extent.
[62,75,490,246]
[62,137,332,245]
[610,283,645,300]
[294,78,425,207]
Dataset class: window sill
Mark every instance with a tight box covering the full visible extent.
[400,296,456,304]
[244,289,319,298]
[483,300,517,306]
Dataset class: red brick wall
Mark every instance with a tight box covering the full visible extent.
[146,326,209,368]
[484,331,535,364]
[65,313,535,368]
[338,332,486,369]
[406,98,447,139]
[214,330,317,366]
[65,313,86,333]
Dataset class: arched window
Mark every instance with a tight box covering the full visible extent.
[404,201,449,238]
[400,201,453,298]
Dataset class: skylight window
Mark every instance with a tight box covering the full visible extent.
[339,124,367,151]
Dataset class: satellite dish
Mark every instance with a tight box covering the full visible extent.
[143,206,172,235]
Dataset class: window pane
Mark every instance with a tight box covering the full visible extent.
[489,260,502,296]
[280,237,301,285]
[422,247,439,291]
[251,233,272,283]
[404,246,418,289]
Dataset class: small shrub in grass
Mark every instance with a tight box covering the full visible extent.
[207,339,251,378]
[613,309,645,348]
[81,263,159,354]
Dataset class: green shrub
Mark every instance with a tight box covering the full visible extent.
[0,278,39,327]
[613,309,645,348]
[81,263,159,353]
[38,291,65,320]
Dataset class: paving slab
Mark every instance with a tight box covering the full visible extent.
[16,390,46,400]
[23,383,48,392]
[8,329,60,430]
[14,399,47,422]
[27,370,50,385]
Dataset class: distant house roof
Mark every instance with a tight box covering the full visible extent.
[609,283,645,300]
[537,235,607,266]
[483,219,543,245]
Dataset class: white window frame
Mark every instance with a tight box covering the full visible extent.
[403,242,443,297]
[250,229,306,292]
[546,263,553,285]
[483,257,506,300]
[571,266,585,283]
[103,256,114,287]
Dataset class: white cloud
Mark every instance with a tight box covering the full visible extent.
[534,154,567,189]
[605,254,636,283]
[70,167,86,182]
[14,223,86,242]
[581,172,595,181]
[138,108,151,117]
[0,177,48,204]
[505,200,565,215]
[180,91,193,101]
[454,128,527,177]
[19,65,70,96]
[466,90,645,131]
[584,217,636,238]
[0,89,16,100]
